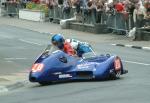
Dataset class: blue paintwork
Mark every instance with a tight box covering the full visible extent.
[29,47,127,83]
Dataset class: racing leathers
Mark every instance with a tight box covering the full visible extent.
[63,41,76,56]
[66,39,92,57]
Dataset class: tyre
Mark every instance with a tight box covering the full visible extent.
[115,70,121,79]
[109,69,121,80]
[39,82,52,86]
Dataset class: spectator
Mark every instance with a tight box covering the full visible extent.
[143,1,150,27]
[126,1,135,29]
[7,0,18,17]
[115,2,124,13]
[81,0,88,22]
[114,1,128,34]
[32,0,40,3]
[106,2,116,31]
[58,0,63,5]
[20,0,27,8]
[87,0,96,24]
[63,0,72,19]
[96,0,104,23]
[47,0,55,21]
[57,0,63,19]
[73,0,82,14]
[53,0,59,20]
[133,3,146,28]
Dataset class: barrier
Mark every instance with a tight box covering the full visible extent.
[6,2,19,17]
[48,7,54,21]
[107,12,129,35]
[48,6,76,22]
[0,7,2,16]
[135,28,150,41]
[47,6,132,34]
[19,9,45,22]
[2,3,144,36]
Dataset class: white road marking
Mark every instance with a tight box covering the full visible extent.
[0,35,13,39]
[111,44,150,51]
[142,47,150,50]
[19,39,42,46]
[125,45,132,47]
[5,61,13,63]
[111,44,116,46]
[122,60,150,66]
[4,58,27,60]
[0,86,9,93]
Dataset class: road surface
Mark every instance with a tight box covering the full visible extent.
[0,25,150,103]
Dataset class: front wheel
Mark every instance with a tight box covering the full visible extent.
[115,70,121,79]
[110,56,122,80]
[109,69,121,80]
[39,82,52,86]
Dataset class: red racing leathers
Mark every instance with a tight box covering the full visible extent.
[63,41,75,56]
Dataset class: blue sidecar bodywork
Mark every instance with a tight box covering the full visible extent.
[29,45,128,84]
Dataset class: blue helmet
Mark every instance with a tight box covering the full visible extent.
[51,34,65,49]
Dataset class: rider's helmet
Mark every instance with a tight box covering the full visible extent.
[51,34,65,49]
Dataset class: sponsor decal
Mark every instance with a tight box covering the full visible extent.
[52,50,61,54]
[32,63,44,72]
[77,65,89,69]
[77,63,90,68]
[77,62,99,69]
[53,72,62,75]
[59,74,72,78]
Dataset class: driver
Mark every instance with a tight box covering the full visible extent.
[51,34,92,57]
[51,34,75,56]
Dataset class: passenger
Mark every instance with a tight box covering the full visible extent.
[51,34,75,56]
[66,38,92,57]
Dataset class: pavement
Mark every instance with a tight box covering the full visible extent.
[0,16,150,93]
[0,72,29,93]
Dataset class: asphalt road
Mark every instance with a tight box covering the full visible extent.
[0,25,150,103]
[0,25,49,75]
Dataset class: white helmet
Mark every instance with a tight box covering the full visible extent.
[66,39,80,50]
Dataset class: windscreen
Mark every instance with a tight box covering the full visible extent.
[43,44,61,55]
[82,50,96,59]
[43,44,96,58]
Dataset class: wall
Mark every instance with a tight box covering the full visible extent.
[19,9,45,22]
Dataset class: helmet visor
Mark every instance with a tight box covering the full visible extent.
[52,40,64,49]
[52,41,58,46]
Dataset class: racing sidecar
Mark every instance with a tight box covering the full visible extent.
[29,45,128,85]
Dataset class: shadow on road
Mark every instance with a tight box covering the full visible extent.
[29,77,126,88]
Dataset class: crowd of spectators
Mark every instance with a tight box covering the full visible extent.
[2,0,150,31]
[45,0,150,28]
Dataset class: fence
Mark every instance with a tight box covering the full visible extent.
[0,3,135,35]
[106,12,130,35]
[0,2,25,17]
[48,6,133,34]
